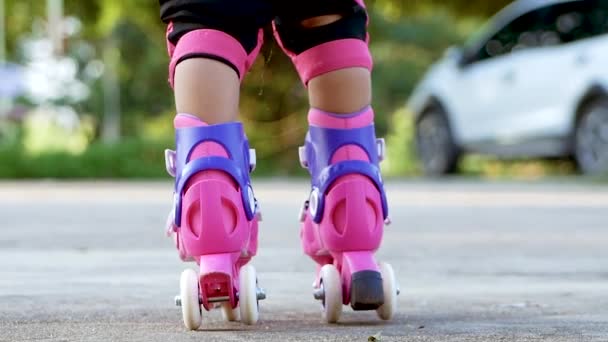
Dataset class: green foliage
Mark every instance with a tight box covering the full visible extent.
[0,138,169,178]
[10,0,579,180]
[382,108,419,177]
[1,2,482,178]
[370,0,513,18]
[594,173,608,183]
[459,155,578,180]
[0,136,313,179]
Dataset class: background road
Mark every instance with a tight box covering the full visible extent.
[1,179,607,341]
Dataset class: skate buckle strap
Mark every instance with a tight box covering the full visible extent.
[169,122,258,226]
[299,125,389,224]
[165,149,177,177]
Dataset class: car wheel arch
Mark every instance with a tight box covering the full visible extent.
[415,97,463,176]
[568,84,607,153]
[418,97,461,145]
[571,85,608,174]
[574,85,608,128]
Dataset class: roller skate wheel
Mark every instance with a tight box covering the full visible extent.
[376,262,397,321]
[180,268,202,330]
[319,264,342,323]
[221,302,239,322]
[239,264,259,325]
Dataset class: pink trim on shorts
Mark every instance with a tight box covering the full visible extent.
[166,22,176,57]
[354,0,366,8]
[247,29,264,76]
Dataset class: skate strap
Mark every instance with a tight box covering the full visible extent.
[305,125,388,223]
[173,122,257,225]
[307,125,380,167]
[312,160,388,223]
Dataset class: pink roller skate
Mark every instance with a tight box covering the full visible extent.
[298,108,398,323]
[165,114,264,329]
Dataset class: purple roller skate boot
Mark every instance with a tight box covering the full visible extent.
[298,107,398,323]
[164,114,264,329]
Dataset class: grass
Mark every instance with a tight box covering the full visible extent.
[0,138,169,179]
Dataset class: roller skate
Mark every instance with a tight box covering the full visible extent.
[297,108,399,323]
[164,114,265,330]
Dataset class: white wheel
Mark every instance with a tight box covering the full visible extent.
[180,268,202,330]
[239,264,259,325]
[319,264,342,323]
[376,262,397,320]
[221,302,239,322]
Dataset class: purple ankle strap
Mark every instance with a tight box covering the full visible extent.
[303,125,388,223]
[173,122,257,226]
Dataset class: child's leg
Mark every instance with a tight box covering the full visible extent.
[299,12,371,113]
[308,67,371,114]
[162,0,270,122]
[174,59,240,124]
[274,0,396,321]
[160,0,270,327]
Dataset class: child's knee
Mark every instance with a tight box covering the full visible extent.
[273,1,372,85]
[300,14,343,28]
[168,28,263,87]
[160,0,270,87]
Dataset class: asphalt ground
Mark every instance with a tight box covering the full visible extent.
[1,179,607,341]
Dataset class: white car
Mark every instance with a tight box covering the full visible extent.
[407,0,608,175]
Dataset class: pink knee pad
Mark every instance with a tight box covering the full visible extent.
[167,27,263,87]
[293,39,372,85]
[273,35,373,86]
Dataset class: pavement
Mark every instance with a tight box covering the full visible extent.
[1,179,607,341]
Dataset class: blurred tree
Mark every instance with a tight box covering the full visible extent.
[371,0,514,18]
[2,0,511,174]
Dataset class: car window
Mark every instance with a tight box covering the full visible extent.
[465,0,608,65]
[469,9,544,63]
[551,0,608,43]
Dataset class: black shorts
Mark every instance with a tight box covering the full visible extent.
[159,0,366,54]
